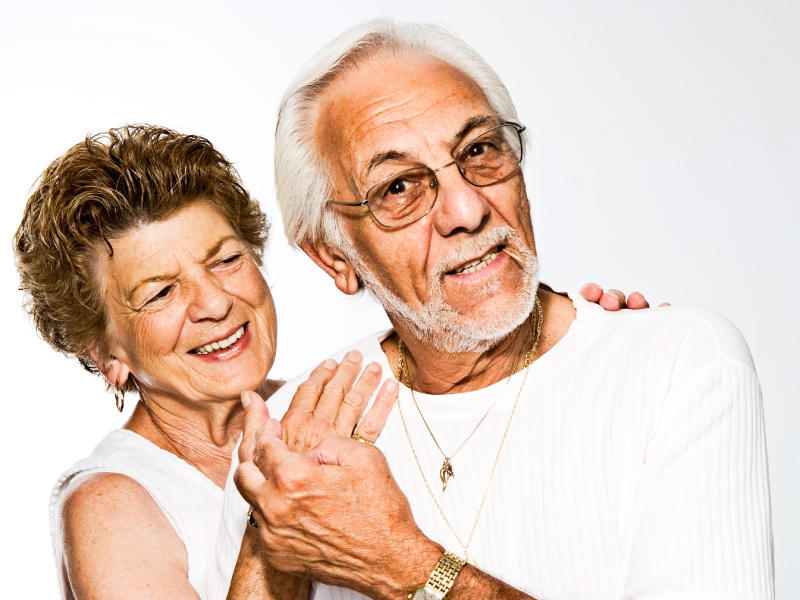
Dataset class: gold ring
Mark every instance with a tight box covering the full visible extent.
[351,433,374,445]
[247,505,258,528]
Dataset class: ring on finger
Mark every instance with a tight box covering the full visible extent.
[247,505,259,528]
[351,433,374,445]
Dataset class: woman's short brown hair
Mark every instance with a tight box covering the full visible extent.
[14,125,269,386]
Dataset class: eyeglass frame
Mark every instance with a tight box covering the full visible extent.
[326,122,527,229]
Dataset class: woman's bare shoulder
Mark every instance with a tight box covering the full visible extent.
[61,472,198,599]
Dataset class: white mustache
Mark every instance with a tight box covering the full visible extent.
[433,226,532,277]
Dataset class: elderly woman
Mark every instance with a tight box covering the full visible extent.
[15,125,401,600]
[16,125,646,600]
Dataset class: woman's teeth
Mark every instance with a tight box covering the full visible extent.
[454,248,499,274]
[193,326,244,355]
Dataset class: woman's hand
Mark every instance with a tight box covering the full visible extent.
[579,283,671,310]
[240,352,397,462]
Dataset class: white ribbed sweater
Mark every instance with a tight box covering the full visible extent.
[218,292,774,600]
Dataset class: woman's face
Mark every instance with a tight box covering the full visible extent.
[96,203,277,405]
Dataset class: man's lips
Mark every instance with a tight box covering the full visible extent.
[189,323,247,355]
[447,246,504,275]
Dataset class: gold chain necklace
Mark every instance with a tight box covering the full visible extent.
[395,295,543,566]
[141,400,212,481]
[399,335,525,493]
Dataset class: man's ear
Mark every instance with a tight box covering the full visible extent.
[88,345,131,389]
[300,241,360,296]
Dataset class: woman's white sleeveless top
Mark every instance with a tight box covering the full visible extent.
[50,429,234,600]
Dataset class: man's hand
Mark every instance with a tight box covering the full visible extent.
[579,283,671,311]
[235,412,441,600]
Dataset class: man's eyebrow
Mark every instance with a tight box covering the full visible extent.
[362,115,499,178]
[366,150,411,175]
[450,115,500,147]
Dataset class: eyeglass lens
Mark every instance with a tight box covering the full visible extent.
[367,124,523,227]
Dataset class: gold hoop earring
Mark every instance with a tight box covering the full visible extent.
[114,377,125,412]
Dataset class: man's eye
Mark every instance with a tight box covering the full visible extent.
[387,179,410,196]
[466,142,488,157]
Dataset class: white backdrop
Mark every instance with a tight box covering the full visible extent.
[1,1,797,597]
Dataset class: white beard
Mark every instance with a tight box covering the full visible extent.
[344,225,540,354]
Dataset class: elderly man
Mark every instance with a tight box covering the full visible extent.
[234,20,773,600]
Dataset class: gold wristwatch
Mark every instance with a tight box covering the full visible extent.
[409,551,466,600]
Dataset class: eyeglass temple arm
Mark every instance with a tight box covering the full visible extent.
[327,198,370,206]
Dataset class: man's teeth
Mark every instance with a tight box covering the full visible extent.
[454,249,499,274]
[193,326,245,355]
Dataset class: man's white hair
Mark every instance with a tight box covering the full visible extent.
[274,18,522,251]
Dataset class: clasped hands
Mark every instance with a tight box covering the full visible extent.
[236,352,438,599]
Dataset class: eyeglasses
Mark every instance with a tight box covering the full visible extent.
[327,122,526,228]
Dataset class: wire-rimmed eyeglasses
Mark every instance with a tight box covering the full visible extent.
[327,122,526,229]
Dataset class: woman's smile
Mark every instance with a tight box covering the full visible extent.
[189,322,250,359]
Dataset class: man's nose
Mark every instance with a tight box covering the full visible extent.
[187,274,233,323]
[430,165,491,237]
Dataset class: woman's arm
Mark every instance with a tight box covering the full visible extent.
[62,472,200,600]
[226,527,310,600]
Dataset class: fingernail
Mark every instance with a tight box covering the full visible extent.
[322,358,337,370]
[367,361,381,373]
[345,350,362,363]
[384,379,398,393]
[241,391,251,408]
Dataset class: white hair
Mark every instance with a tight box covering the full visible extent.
[274,18,523,250]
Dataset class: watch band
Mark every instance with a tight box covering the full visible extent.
[409,551,467,600]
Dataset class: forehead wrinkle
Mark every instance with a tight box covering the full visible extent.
[349,90,478,185]
[315,52,493,198]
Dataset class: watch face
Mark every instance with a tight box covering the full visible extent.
[411,587,444,600]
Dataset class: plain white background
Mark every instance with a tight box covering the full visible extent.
[1,1,797,597]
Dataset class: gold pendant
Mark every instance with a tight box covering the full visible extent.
[463,553,476,566]
[440,458,454,492]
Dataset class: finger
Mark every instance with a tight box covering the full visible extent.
[579,282,603,303]
[239,390,272,463]
[234,460,270,508]
[659,302,671,307]
[333,361,383,436]
[252,418,306,481]
[285,359,339,415]
[305,434,371,467]
[599,289,626,311]
[313,349,364,422]
[627,291,649,310]
[355,379,399,443]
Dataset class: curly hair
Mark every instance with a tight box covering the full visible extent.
[14,125,269,390]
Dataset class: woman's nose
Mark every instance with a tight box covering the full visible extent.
[187,276,233,322]
[430,166,491,237]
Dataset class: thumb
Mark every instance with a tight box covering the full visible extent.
[239,389,273,463]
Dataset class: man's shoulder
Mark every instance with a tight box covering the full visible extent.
[265,329,392,419]
[585,303,755,373]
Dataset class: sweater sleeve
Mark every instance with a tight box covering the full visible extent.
[620,358,774,599]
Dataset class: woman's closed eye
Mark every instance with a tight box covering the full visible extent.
[147,285,173,304]
[220,253,242,265]
[213,253,243,270]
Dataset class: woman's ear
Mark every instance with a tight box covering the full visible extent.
[88,346,131,389]
[300,241,360,296]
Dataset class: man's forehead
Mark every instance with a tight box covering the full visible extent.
[314,51,493,179]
